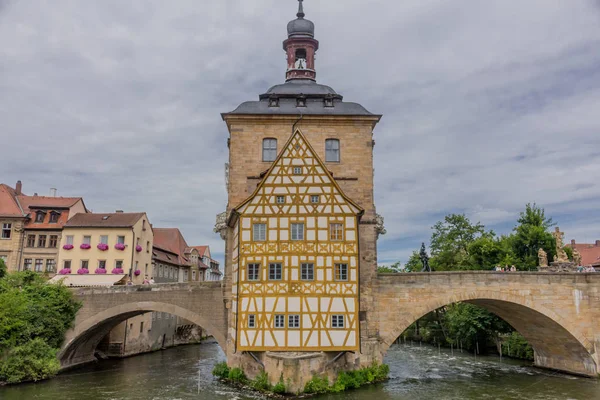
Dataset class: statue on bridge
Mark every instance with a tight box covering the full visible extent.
[419,242,431,272]
[538,248,548,268]
[552,227,570,263]
[573,248,583,266]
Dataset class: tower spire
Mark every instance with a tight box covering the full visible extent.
[297,0,305,19]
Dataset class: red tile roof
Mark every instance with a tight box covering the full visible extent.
[18,196,85,229]
[192,246,208,257]
[17,195,82,210]
[153,228,190,265]
[571,243,600,266]
[0,184,24,217]
[65,212,145,228]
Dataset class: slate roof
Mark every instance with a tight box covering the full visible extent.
[65,212,145,228]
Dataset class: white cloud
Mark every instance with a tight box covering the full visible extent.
[1,0,598,266]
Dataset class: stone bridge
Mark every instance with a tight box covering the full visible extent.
[59,272,600,377]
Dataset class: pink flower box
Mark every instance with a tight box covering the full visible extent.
[115,243,126,251]
[80,243,91,250]
[77,268,90,275]
[95,268,107,274]
[63,244,74,250]
[112,268,124,274]
[58,268,71,275]
[135,245,142,252]
[134,269,141,276]
[97,243,109,251]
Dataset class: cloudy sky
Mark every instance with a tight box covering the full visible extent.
[1,0,599,266]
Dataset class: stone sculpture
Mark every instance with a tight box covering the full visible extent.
[420,242,431,272]
[573,248,583,266]
[538,248,548,267]
[552,227,570,263]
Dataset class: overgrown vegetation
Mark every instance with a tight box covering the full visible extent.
[381,204,556,361]
[501,332,534,360]
[304,363,390,394]
[0,271,81,384]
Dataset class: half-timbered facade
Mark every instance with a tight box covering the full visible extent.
[229,130,362,352]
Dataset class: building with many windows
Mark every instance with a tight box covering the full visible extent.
[152,228,192,283]
[192,245,222,281]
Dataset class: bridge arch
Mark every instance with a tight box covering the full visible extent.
[377,288,597,376]
[59,301,227,369]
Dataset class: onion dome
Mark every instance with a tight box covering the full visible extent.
[287,0,314,38]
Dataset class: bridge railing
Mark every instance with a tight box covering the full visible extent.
[69,281,223,295]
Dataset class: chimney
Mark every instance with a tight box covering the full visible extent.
[571,239,576,247]
[15,180,22,195]
[50,188,57,197]
[116,210,124,213]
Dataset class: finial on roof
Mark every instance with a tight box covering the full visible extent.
[297,0,305,19]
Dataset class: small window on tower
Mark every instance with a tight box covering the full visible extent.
[294,48,307,69]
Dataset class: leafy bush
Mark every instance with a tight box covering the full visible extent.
[272,374,286,394]
[212,362,230,379]
[251,371,271,391]
[304,363,389,394]
[502,332,534,360]
[0,338,60,384]
[303,375,330,394]
[228,367,247,383]
[0,258,6,279]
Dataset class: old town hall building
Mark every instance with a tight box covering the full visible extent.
[219,1,383,389]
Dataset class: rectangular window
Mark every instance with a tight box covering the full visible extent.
[253,223,266,241]
[49,212,59,223]
[1,223,11,239]
[311,195,320,204]
[276,196,285,204]
[83,236,91,245]
[301,263,314,280]
[117,236,125,245]
[325,139,340,162]
[35,212,45,223]
[100,235,108,245]
[192,270,196,280]
[291,223,304,241]
[66,235,74,245]
[248,314,256,328]
[98,260,106,270]
[146,241,150,253]
[262,138,277,162]
[269,263,282,280]
[293,166,302,175]
[37,235,47,248]
[275,314,285,328]
[115,260,123,269]
[23,258,32,271]
[330,223,344,241]
[35,259,43,272]
[335,263,348,281]
[64,260,71,270]
[81,260,89,270]
[49,235,58,248]
[332,315,345,328]
[46,259,56,272]
[247,263,260,281]
[26,234,36,247]
[288,315,300,329]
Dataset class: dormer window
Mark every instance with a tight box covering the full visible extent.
[296,95,306,108]
[49,212,60,223]
[324,94,334,108]
[268,95,279,108]
[35,211,45,223]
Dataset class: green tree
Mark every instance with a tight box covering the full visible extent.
[404,251,422,272]
[0,258,6,279]
[511,203,556,269]
[430,214,487,270]
[377,261,402,273]
[445,303,512,352]
[0,271,81,383]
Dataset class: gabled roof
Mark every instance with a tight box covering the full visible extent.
[229,128,364,225]
[65,212,145,228]
[153,228,190,265]
[17,195,83,210]
[0,184,24,217]
[192,245,209,257]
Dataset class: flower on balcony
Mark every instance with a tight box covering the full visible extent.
[97,243,109,251]
[77,268,90,275]
[63,244,74,250]
[112,268,124,274]
[95,268,107,274]
[134,269,141,276]
[114,243,126,251]
[58,268,71,275]
[80,243,91,250]
[135,245,142,252]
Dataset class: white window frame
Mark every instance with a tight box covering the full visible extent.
[291,223,304,241]
[332,315,345,328]
[1,223,12,239]
[335,263,348,281]
[100,235,108,245]
[269,263,282,280]
[117,235,125,245]
[325,139,340,162]
[301,263,314,280]
[247,263,260,281]
[115,260,123,269]
[83,235,91,245]
[66,235,74,245]
[262,138,277,162]
[46,259,56,272]
[310,195,320,204]
[276,196,285,204]
[98,260,106,269]
[34,259,43,272]
[330,223,344,241]
[274,314,285,329]
[253,223,267,242]
[81,260,89,270]
[248,314,256,328]
[288,314,300,329]
[293,166,302,175]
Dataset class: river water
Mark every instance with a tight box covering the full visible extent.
[2,342,600,400]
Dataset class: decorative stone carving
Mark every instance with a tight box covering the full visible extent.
[573,248,583,266]
[538,248,548,267]
[214,212,228,240]
[374,213,386,239]
[552,227,570,263]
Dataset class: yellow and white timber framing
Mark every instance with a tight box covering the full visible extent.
[228,129,363,353]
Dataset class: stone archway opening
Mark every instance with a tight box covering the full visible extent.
[380,298,597,377]
[59,301,227,370]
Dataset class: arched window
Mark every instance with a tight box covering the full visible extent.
[325,139,340,162]
[263,138,277,162]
